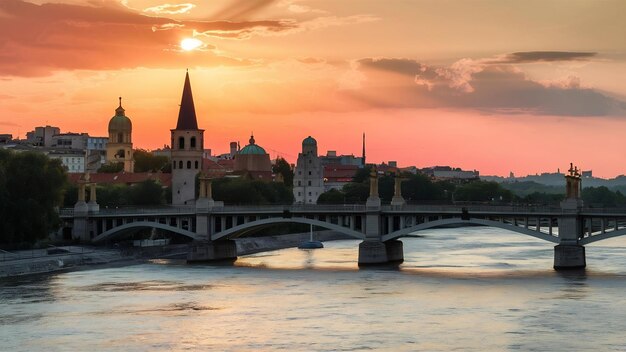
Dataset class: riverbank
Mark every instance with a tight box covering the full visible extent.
[0,246,136,278]
[0,231,352,278]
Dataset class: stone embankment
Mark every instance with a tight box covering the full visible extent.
[0,247,130,278]
[0,231,352,277]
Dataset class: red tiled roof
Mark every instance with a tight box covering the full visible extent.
[67,173,172,187]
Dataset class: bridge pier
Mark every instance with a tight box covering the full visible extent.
[554,244,586,270]
[554,164,586,270]
[187,240,238,263]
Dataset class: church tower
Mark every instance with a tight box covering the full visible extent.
[106,97,134,172]
[171,71,204,205]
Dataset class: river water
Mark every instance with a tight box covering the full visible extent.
[2,227,626,351]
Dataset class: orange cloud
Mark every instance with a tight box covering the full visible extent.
[143,3,196,15]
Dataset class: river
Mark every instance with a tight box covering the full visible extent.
[2,227,626,351]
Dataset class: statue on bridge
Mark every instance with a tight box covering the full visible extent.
[565,163,582,200]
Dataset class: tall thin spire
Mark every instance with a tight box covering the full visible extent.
[362,132,366,166]
[176,71,199,130]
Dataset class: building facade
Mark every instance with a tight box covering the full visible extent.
[293,136,324,204]
[106,97,134,172]
[171,72,204,205]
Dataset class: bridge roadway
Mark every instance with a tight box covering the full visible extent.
[62,203,626,269]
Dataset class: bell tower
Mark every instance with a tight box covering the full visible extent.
[171,71,204,205]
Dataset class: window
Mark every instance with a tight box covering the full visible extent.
[308,171,311,175]
[298,181,301,186]
[118,133,123,143]
[187,161,191,169]
[173,161,176,169]
[179,160,183,169]
[298,171,301,175]
[308,181,312,186]
[190,137,196,149]
[308,192,312,196]
[298,192,301,196]
[195,161,199,169]
[178,137,185,149]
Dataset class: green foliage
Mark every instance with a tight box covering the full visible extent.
[98,162,123,173]
[454,180,513,202]
[352,165,372,183]
[96,180,167,207]
[582,186,626,207]
[134,149,170,173]
[342,182,369,203]
[212,177,294,205]
[520,192,564,205]
[500,181,562,197]
[401,173,448,202]
[0,150,67,246]
[317,188,345,204]
[272,157,294,187]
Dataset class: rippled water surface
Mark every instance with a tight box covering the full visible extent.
[3,227,626,351]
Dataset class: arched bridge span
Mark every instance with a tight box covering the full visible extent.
[382,217,560,243]
[92,221,202,244]
[580,228,626,245]
[212,217,366,241]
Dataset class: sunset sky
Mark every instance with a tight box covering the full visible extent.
[1,0,626,177]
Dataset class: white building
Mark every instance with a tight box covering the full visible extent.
[48,150,86,173]
[293,136,324,204]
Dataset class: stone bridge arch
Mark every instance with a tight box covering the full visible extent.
[381,217,560,243]
[92,221,202,244]
[212,217,366,241]
[580,228,626,245]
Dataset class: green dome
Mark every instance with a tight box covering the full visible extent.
[302,136,317,146]
[108,97,132,132]
[239,134,267,155]
[108,115,132,132]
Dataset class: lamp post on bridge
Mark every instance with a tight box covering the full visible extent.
[555,163,586,270]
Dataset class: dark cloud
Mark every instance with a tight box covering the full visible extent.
[496,51,597,64]
[350,57,625,117]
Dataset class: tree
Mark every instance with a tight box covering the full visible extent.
[454,180,513,203]
[211,177,294,205]
[272,157,294,187]
[98,162,123,173]
[134,149,170,173]
[128,180,166,205]
[317,189,345,204]
[0,150,67,246]
[401,173,448,202]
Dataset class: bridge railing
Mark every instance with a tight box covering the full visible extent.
[211,204,367,213]
[383,204,562,214]
[59,206,196,217]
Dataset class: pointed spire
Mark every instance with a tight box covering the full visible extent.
[362,132,366,166]
[176,71,199,130]
[115,96,125,116]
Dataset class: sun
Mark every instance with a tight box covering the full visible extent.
[180,38,203,51]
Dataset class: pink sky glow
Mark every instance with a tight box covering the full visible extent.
[1,0,626,177]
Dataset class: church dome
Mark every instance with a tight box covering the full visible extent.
[108,97,132,132]
[302,136,317,146]
[239,134,267,155]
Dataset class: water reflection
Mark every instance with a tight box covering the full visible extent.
[3,227,626,351]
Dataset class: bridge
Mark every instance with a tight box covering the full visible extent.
[62,166,626,269]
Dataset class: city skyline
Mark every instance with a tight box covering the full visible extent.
[1,0,626,177]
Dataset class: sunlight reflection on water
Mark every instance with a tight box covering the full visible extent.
[2,227,626,351]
